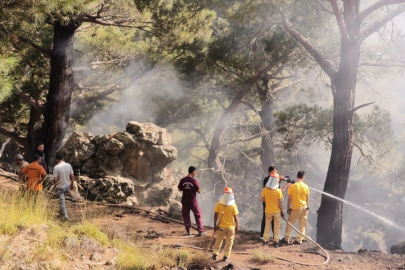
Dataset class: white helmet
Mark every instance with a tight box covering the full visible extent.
[265,173,280,190]
[218,187,235,206]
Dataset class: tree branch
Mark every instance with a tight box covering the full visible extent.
[15,85,44,112]
[227,132,269,145]
[359,62,405,68]
[70,85,121,111]
[314,0,334,15]
[81,15,155,34]
[361,6,405,39]
[0,30,51,55]
[357,0,405,23]
[329,0,350,41]
[272,79,305,93]
[282,16,337,78]
[0,128,26,146]
[350,101,375,114]
[241,100,261,115]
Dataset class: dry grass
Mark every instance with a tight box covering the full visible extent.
[0,190,53,234]
[252,248,275,264]
[114,241,212,270]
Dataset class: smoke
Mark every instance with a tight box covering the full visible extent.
[85,62,185,135]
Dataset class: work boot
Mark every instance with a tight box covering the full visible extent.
[223,256,229,262]
[184,231,191,236]
[273,242,280,248]
[279,238,289,245]
[196,232,207,237]
[292,240,302,245]
[212,254,217,261]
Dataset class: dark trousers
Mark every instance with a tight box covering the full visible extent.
[260,202,274,237]
[182,200,204,233]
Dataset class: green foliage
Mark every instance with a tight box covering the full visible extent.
[274,104,394,163]
[0,54,18,102]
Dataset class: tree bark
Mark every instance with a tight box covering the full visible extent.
[258,96,275,175]
[24,106,42,160]
[42,21,78,168]
[316,38,360,248]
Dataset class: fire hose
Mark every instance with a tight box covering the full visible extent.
[99,203,329,266]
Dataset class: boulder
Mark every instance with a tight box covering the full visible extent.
[113,132,140,149]
[136,156,151,181]
[104,138,125,156]
[59,132,95,167]
[168,201,182,219]
[391,241,405,254]
[81,158,99,175]
[102,156,123,174]
[78,176,134,203]
[126,121,170,145]
[145,145,178,167]
[93,135,109,160]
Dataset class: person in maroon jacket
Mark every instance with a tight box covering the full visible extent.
[178,166,206,236]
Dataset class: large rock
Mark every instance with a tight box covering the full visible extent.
[62,122,178,207]
[78,176,134,203]
[126,121,170,145]
[59,132,95,167]
[104,138,125,156]
[391,241,405,254]
[145,145,178,167]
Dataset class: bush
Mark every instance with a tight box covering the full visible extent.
[252,248,275,264]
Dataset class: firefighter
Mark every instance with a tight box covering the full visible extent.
[280,170,310,245]
[212,187,239,262]
[177,166,205,236]
[261,171,285,247]
[260,166,288,239]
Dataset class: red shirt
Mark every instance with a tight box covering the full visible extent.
[178,176,200,203]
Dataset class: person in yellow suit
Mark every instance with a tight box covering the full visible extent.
[212,187,239,262]
[261,172,285,247]
[280,170,310,245]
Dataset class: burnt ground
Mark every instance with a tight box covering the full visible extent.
[1,175,405,270]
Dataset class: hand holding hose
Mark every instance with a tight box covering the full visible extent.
[287,208,292,215]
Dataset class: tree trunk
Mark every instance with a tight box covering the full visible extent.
[24,106,42,160]
[258,96,275,175]
[207,87,250,197]
[42,22,77,168]
[316,39,360,248]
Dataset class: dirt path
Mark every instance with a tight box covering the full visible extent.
[1,175,404,269]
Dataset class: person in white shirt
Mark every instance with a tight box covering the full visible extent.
[53,153,75,221]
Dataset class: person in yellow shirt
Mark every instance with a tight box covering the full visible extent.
[212,187,239,262]
[21,155,47,191]
[280,170,310,245]
[261,174,285,247]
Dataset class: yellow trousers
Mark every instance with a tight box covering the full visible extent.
[263,212,281,243]
[212,227,235,258]
[284,205,308,243]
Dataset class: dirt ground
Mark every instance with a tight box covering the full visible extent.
[1,174,405,270]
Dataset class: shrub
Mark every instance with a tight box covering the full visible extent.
[252,248,275,264]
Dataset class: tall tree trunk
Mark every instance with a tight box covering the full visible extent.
[208,87,250,197]
[258,96,275,175]
[24,106,42,160]
[316,39,360,248]
[42,22,77,168]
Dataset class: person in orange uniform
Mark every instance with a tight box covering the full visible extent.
[261,172,285,247]
[21,154,47,191]
[212,187,239,262]
[280,170,310,245]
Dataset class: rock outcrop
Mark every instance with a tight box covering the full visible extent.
[60,122,181,215]
[391,241,405,254]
